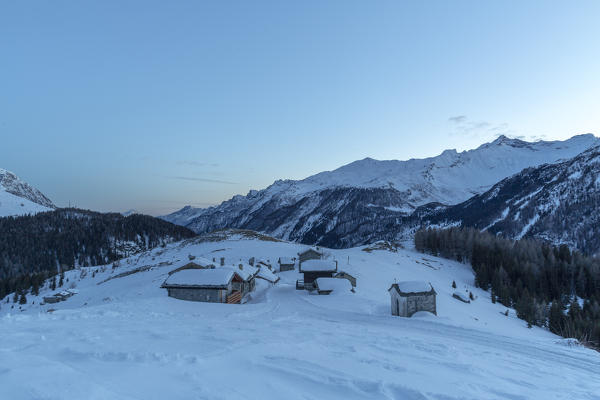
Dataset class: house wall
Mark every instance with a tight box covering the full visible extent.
[390,291,436,317]
[303,271,334,284]
[231,277,255,295]
[390,291,407,316]
[167,285,231,303]
[279,264,295,272]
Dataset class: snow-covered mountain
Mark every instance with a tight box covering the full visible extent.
[163,134,600,247]
[2,233,598,399]
[0,168,55,217]
[426,144,600,255]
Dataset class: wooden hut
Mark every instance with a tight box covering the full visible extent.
[388,281,436,317]
[278,257,295,272]
[42,289,77,304]
[162,269,245,304]
[256,267,280,284]
[298,248,323,265]
[223,264,258,295]
[314,277,353,295]
[256,259,272,270]
[168,258,216,275]
[297,259,337,290]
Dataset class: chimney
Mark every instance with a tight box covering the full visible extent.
[239,264,243,270]
[220,257,225,266]
[249,257,255,266]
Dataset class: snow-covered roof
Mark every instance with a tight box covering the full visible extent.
[222,264,258,281]
[390,281,434,294]
[453,291,470,303]
[300,259,337,272]
[278,257,294,265]
[299,248,323,256]
[257,268,279,283]
[315,277,352,292]
[194,257,217,267]
[164,269,234,288]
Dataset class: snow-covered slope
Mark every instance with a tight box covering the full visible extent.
[2,232,598,399]
[163,134,599,247]
[427,144,600,255]
[0,168,55,217]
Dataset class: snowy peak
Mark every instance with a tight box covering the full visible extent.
[304,134,599,198]
[428,144,600,254]
[0,168,55,217]
[162,134,600,247]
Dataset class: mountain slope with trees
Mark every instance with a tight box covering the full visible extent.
[0,209,195,299]
[415,227,600,348]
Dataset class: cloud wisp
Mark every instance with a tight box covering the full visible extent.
[447,115,551,143]
[448,115,515,140]
[164,176,238,185]
[176,160,220,168]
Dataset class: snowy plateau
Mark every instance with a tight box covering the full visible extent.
[1,232,598,400]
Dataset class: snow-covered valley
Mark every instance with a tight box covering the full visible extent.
[1,232,598,400]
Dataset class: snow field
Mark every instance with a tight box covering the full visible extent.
[1,236,598,400]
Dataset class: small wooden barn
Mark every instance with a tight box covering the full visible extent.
[42,289,77,304]
[224,264,258,295]
[278,257,295,272]
[388,281,436,317]
[452,291,470,303]
[314,277,353,295]
[257,267,280,284]
[298,248,323,265]
[334,271,356,287]
[162,269,245,304]
[256,259,272,270]
[168,258,216,275]
[297,259,337,290]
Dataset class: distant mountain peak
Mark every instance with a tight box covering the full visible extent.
[0,168,55,217]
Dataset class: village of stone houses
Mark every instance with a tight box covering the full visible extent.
[2,228,597,400]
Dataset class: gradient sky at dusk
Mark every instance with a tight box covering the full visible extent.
[2,1,599,215]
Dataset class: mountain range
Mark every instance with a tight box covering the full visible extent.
[162,134,600,252]
[4,134,599,254]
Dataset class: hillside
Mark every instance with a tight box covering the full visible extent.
[0,168,55,217]
[162,135,599,248]
[427,145,600,255]
[1,233,598,399]
[0,209,195,298]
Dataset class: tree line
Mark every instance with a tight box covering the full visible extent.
[0,208,195,300]
[415,227,600,348]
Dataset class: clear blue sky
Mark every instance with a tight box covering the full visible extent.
[1,1,599,215]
